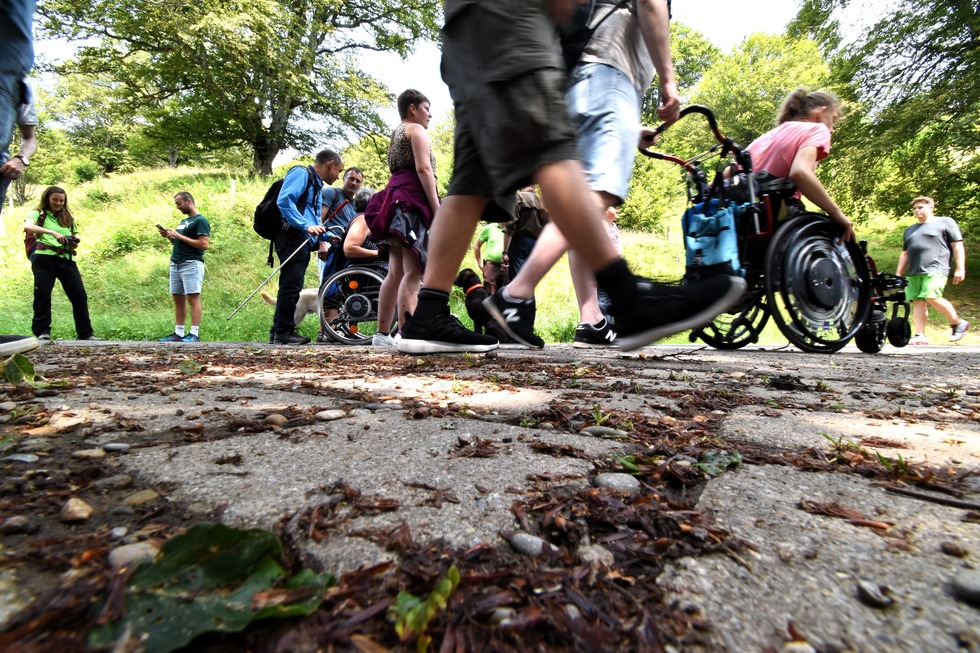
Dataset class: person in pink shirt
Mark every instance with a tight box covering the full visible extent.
[746,88,855,243]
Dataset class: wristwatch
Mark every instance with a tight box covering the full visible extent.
[13,154,29,166]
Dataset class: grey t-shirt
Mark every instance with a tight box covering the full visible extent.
[580,2,655,95]
[902,216,963,276]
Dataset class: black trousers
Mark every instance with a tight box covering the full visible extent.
[31,254,93,338]
[271,229,312,338]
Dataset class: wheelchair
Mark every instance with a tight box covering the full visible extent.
[640,105,910,354]
[316,263,393,345]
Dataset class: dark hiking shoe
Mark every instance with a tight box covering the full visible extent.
[482,291,545,349]
[273,333,311,345]
[573,319,616,348]
[614,276,748,351]
[396,311,498,354]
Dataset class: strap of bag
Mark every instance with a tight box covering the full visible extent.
[321,198,350,226]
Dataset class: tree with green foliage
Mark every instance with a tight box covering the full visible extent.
[791,0,980,228]
[38,0,442,176]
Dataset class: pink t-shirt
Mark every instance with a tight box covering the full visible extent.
[745,121,832,179]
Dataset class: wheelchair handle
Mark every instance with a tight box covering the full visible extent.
[639,104,751,170]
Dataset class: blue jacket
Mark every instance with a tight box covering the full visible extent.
[276,165,324,244]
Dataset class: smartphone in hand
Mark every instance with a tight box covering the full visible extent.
[156,224,166,230]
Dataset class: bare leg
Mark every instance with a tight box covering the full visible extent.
[421,195,488,293]
[505,222,570,299]
[397,247,422,326]
[568,249,604,325]
[173,294,187,327]
[533,160,618,272]
[912,299,928,335]
[378,247,403,332]
[187,294,203,327]
[925,297,960,325]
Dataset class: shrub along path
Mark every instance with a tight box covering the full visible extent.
[0,341,978,651]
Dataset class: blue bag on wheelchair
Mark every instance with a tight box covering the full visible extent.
[682,198,745,280]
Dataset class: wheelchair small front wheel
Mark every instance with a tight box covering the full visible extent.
[886,316,911,348]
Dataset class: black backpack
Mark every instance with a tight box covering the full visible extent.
[253,165,316,266]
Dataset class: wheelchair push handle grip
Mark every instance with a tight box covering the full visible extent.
[639,104,750,169]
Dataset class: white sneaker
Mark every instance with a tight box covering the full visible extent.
[908,334,930,345]
[372,332,395,347]
[950,320,970,342]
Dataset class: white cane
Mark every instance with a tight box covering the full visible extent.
[226,238,311,320]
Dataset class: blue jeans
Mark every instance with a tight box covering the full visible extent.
[507,234,537,282]
[566,63,643,202]
[272,229,312,337]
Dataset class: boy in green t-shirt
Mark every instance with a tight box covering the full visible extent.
[157,191,211,342]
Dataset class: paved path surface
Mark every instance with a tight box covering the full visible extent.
[1,340,978,650]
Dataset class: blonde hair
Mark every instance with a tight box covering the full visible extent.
[777,87,841,124]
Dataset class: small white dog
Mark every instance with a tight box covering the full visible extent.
[260,289,319,326]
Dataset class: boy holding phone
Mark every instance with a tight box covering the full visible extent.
[157,191,210,342]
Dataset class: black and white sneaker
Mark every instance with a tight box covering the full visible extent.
[573,319,616,348]
[396,311,498,354]
[614,275,748,351]
[483,291,545,349]
[0,335,40,357]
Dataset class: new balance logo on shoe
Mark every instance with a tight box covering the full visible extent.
[502,308,521,323]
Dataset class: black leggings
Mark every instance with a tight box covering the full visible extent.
[31,254,93,338]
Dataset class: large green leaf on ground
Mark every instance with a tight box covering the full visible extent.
[88,522,335,653]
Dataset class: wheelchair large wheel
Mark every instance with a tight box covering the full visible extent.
[695,284,770,350]
[318,267,389,345]
[765,214,871,353]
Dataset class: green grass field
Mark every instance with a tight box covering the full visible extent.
[1,168,976,346]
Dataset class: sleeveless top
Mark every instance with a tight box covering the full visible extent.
[387,122,436,173]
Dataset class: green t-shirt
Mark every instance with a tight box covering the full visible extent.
[478,223,506,263]
[28,210,78,259]
[171,214,211,264]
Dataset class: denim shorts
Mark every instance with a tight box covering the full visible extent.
[566,63,643,202]
[905,273,947,301]
[169,260,205,295]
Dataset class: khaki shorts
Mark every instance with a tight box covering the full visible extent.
[441,0,579,221]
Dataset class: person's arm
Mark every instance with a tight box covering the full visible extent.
[473,237,483,269]
[896,250,909,277]
[1,124,37,180]
[24,213,69,245]
[951,240,966,284]
[343,216,377,260]
[166,232,210,251]
[277,168,323,237]
[637,0,680,124]
[407,123,440,215]
[789,145,855,243]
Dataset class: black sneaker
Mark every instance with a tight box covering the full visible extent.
[614,275,748,351]
[482,291,545,349]
[396,311,498,354]
[273,333,311,345]
[573,319,616,348]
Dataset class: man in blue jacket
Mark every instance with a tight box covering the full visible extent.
[271,149,343,345]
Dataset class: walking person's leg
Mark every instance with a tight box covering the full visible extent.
[377,245,404,335]
[273,231,311,344]
[58,259,94,339]
[396,247,421,328]
[31,255,58,338]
